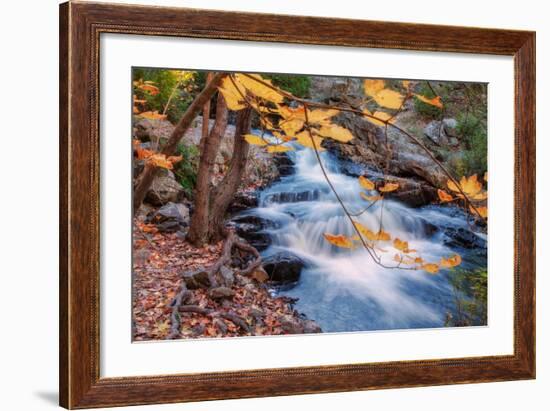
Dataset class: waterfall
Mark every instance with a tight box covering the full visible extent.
[239,144,485,333]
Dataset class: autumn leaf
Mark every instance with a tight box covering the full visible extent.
[266,145,293,153]
[243,134,268,146]
[364,110,395,127]
[373,88,405,110]
[148,154,174,170]
[363,79,386,97]
[440,254,462,268]
[470,205,488,218]
[402,80,411,90]
[295,131,325,151]
[317,124,354,143]
[484,171,488,182]
[280,118,305,137]
[393,238,416,254]
[358,176,375,190]
[360,192,383,202]
[447,174,485,199]
[307,109,340,123]
[235,74,284,104]
[323,233,354,248]
[415,94,443,109]
[137,83,160,96]
[437,189,453,202]
[376,230,391,242]
[218,76,247,111]
[422,263,440,274]
[379,182,399,192]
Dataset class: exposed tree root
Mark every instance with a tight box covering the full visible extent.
[166,228,261,339]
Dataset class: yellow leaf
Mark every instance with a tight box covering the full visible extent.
[363,79,386,97]
[440,254,462,268]
[358,176,375,190]
[235,73,284,104]
[461,174,482,196]
[402,80,411,89]
[218,76,247,111]
[393,238,409,252]
[277,105,305,121]
[295,131,325,151]
[422,263,440,274]
[365,110,395,127]
[472,191,488,201]
[280,118,305,136]
[379,182,399,192]
[323,233,354,249]
[373,89,404,110]
[470,205,488,218]
[243,134,268,146]
[376,230,391,242]
[360,192,383,202]
[437,189,453,202]
[307,109,340,124]
[317,124,354,143]
[415,94,443,109]
[266,145,294,153]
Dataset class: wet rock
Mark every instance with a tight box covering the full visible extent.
[181,268,211,289]
[424,119,458,147]
[272,153,294,176]
[264,189,321,204]
[263,252,305,284]
[443,227,487,250]
[208,286,235,300]
[230,215,278,251]
[227,190,259,214]
[150,202,189,232]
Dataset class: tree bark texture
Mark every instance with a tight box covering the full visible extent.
[186,94,228,245]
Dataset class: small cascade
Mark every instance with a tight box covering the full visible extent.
[238,144,486,333]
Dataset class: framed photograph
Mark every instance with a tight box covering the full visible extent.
[59,1,535,408]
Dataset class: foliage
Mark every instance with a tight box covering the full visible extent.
[173,143,200,198]
[264,73,311,98]
[455,112,488,176]
[132,68,198,123]
[133,139,182,170]
[446,268,488,326]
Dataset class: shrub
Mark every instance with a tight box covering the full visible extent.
[447,268,488,327]
[132,68,198,123]
[455,113,487,176]
[264,73,311,98]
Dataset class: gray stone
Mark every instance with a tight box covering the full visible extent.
[218,265,235,287]
[155,202,189,224]
[145,176,184,206]
[263,252,305,285]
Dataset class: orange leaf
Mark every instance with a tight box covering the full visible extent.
[440,254,462,268]
[437,189,453,202]
[469,205,488,218]
[379,182,399,192]
[422,263,440,274]
[358,176,375,190]
[415,94,443,109]
[323,233,354,249]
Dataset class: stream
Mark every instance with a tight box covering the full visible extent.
[235,143,487,333]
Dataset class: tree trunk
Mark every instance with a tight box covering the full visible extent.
[186,94,228,246]
[133,72,226,214]
[207,107,253,242]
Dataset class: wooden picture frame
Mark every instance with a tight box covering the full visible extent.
[59,1,535,408]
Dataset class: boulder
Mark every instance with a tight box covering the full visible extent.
[272,153,294,176]
[263,252,305,284]
[227,190,259,214]
[149,202,189,233]
[423,119,459,147]
[208,286,235,300]
[133,117,175,143]
[230,215,278,251]
[145,175,184,206]
[218,265,235,287]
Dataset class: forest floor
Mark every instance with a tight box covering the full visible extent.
[132,220,320,340]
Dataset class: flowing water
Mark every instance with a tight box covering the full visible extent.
[239,144,487,333]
